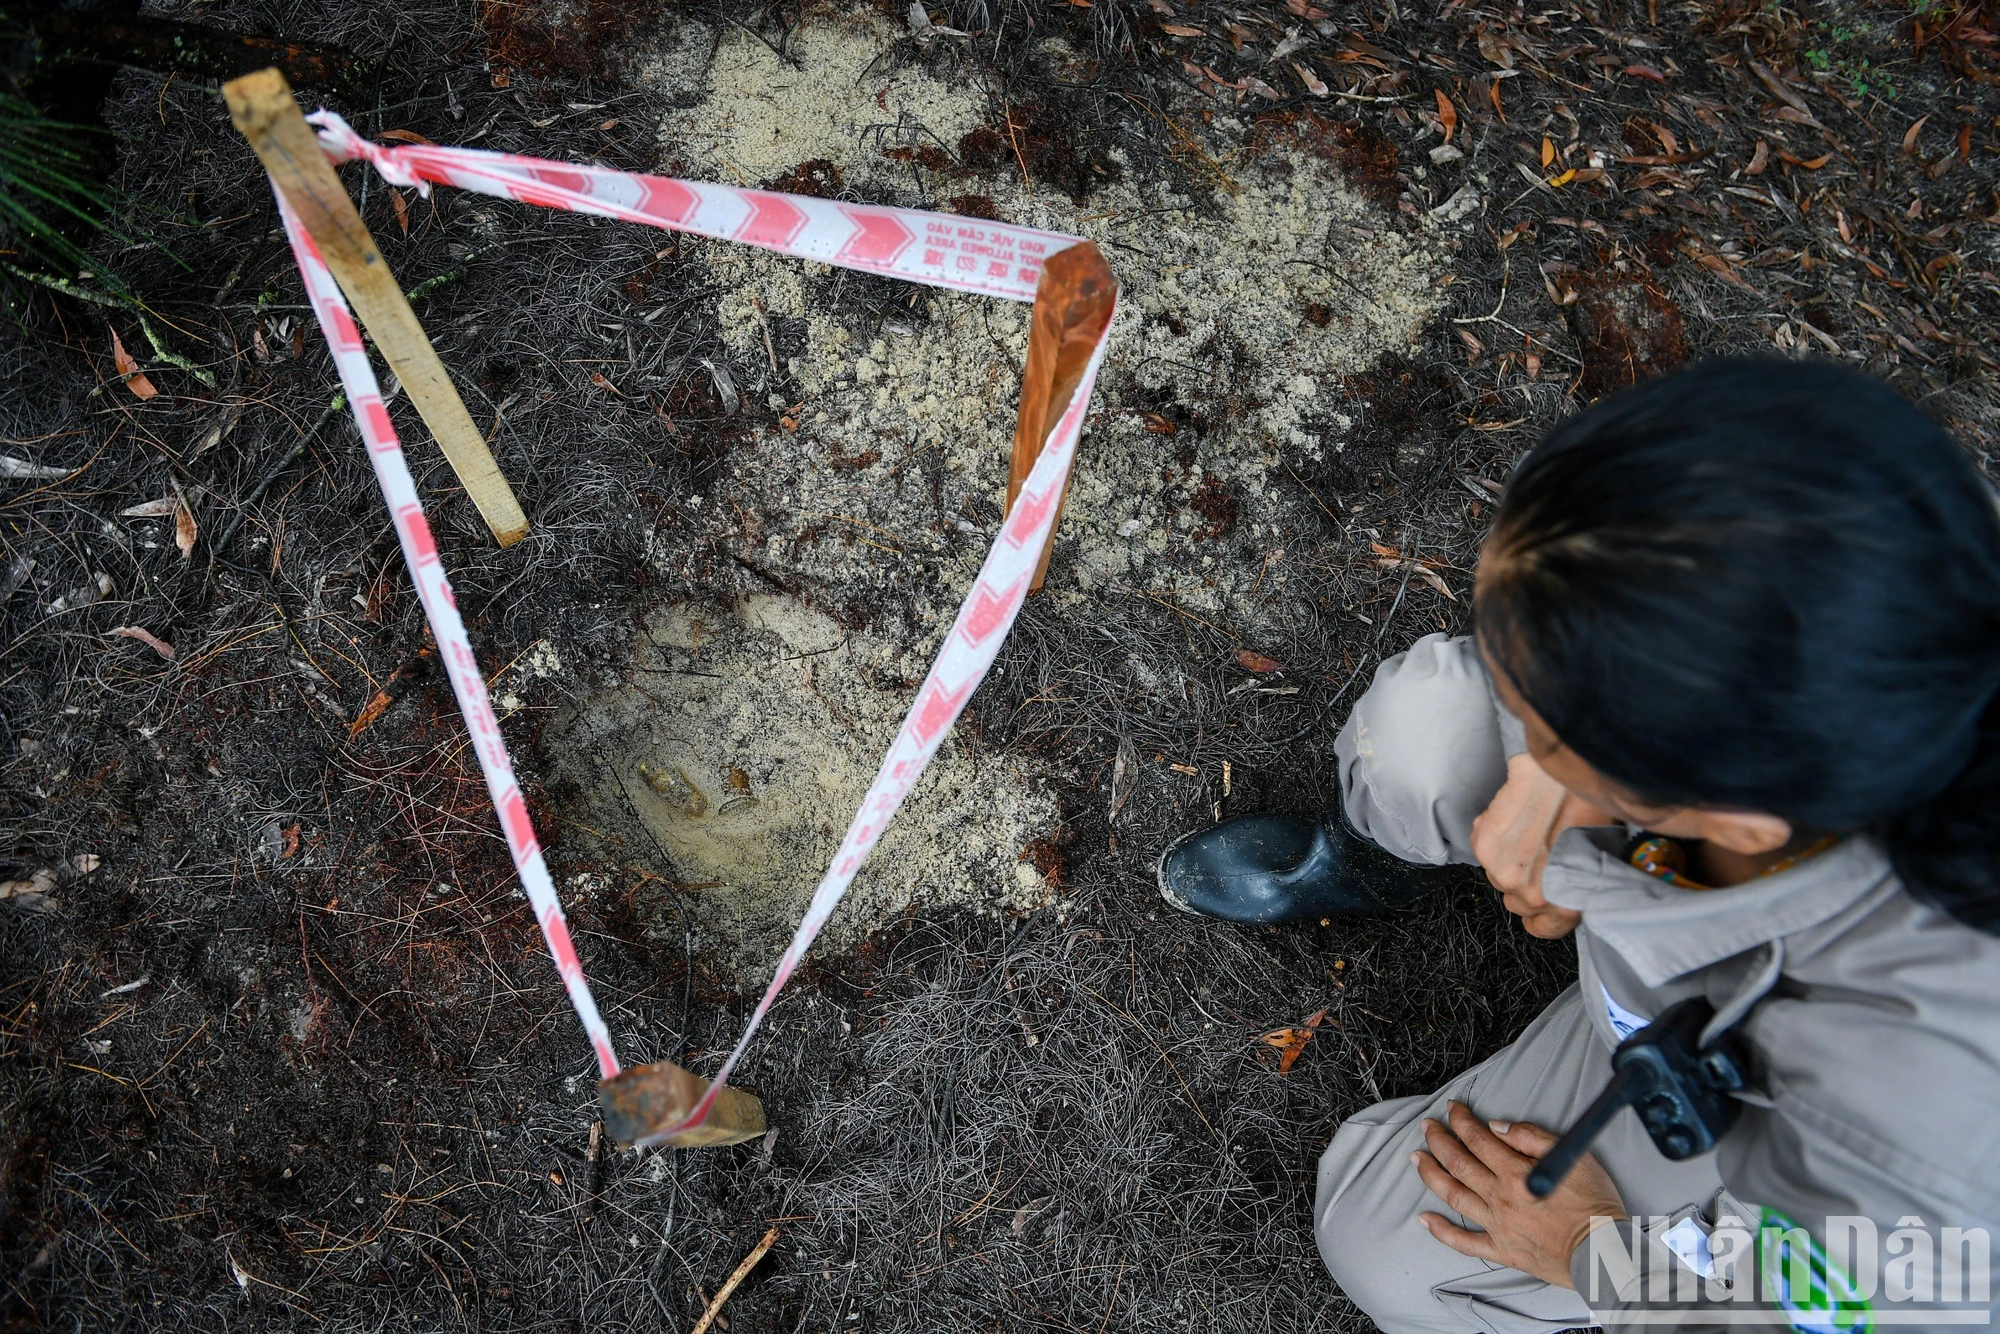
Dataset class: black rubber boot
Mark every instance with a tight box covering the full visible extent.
[1156,813,1453,924]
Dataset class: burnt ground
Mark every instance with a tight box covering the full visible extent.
[4,0,2000,1328]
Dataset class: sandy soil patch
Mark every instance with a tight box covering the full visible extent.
[551,8,1469,964]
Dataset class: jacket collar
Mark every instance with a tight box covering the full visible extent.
[1540,829,1896,986]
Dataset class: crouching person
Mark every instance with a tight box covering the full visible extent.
[1159,360,2000,1333]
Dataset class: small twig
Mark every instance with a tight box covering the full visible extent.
[725,14,803,69]
[7,265,217,386]
[1113,585,1234,639]
[1078,978,1220,1140]
[1375,561,1417,650]
[404,238,535,304]
[1280,457,1344,527]
[690,1226,780,1334]
[1452,251,1511,325]
[1095,1260,1127,1334]
[1273,650,1376,745]
[1001,99,1034,196]
[751,296,780,376]
[138,1019,211,1090]
[1320,89,1414,102]
[208,393,347,560]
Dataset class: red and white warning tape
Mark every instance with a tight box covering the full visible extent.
[275,189,624,1080]
[274,112,1115,1141]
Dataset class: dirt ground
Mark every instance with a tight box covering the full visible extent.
[5,0,1999,1328]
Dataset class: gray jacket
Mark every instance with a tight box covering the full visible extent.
[1549,829,2000,1330]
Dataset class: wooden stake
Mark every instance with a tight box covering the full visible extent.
[597,1059,767,1150]
[1006,242,1117,592]
[223,68,530,548]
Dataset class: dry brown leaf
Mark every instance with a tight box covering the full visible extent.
[1540,136,1555,168]
[1435,88,1457,142]
[1747,59,1811,114]
[378,128,436,145]
[0,867,57,902]
[191,402,248,459]
[1776,149,1833,169]
[1257,1008,1328,1074]
[349,649,436,739]
[1903,115,1929,156]
[1623,63,1667,82]
[122,494,194,556]
[388,188,410,235]
[1294,61,1330,96]
[1235,647,1285,674]
[1630,167,1696,190]
[1724,185,1781,208]
[1413,565,1460,602]
[0,457,65,481]
[1617,149,1708,166]
[1488,76,1505,123]
[109,329,158,400]
[108,626,176,660]
[1161,23,1204,35]
[172,491,196,559]
[1331,48,1391,71]
[1960,123,1974,161]
[1693,251,1756,290]
[590,371,625,396]
[349,686,397,739]
[1746,139,1771,175]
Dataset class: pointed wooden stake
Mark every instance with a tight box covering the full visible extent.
[597,1060,767,1150]
[223,68,529,548]
[1006,242,1117,592]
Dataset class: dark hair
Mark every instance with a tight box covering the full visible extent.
[1478,358,2000,931]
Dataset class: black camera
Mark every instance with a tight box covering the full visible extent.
[1526,996,1750,1198]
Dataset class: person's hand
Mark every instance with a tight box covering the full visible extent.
[1413,1101,1628,1289]
[1470,753,1613,939]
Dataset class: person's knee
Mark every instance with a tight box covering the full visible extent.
[1317,1174,1457,1333]
[1316,1186,1394,1301]
[1335,633,1509,865]
[1314,1103,1443,1328]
